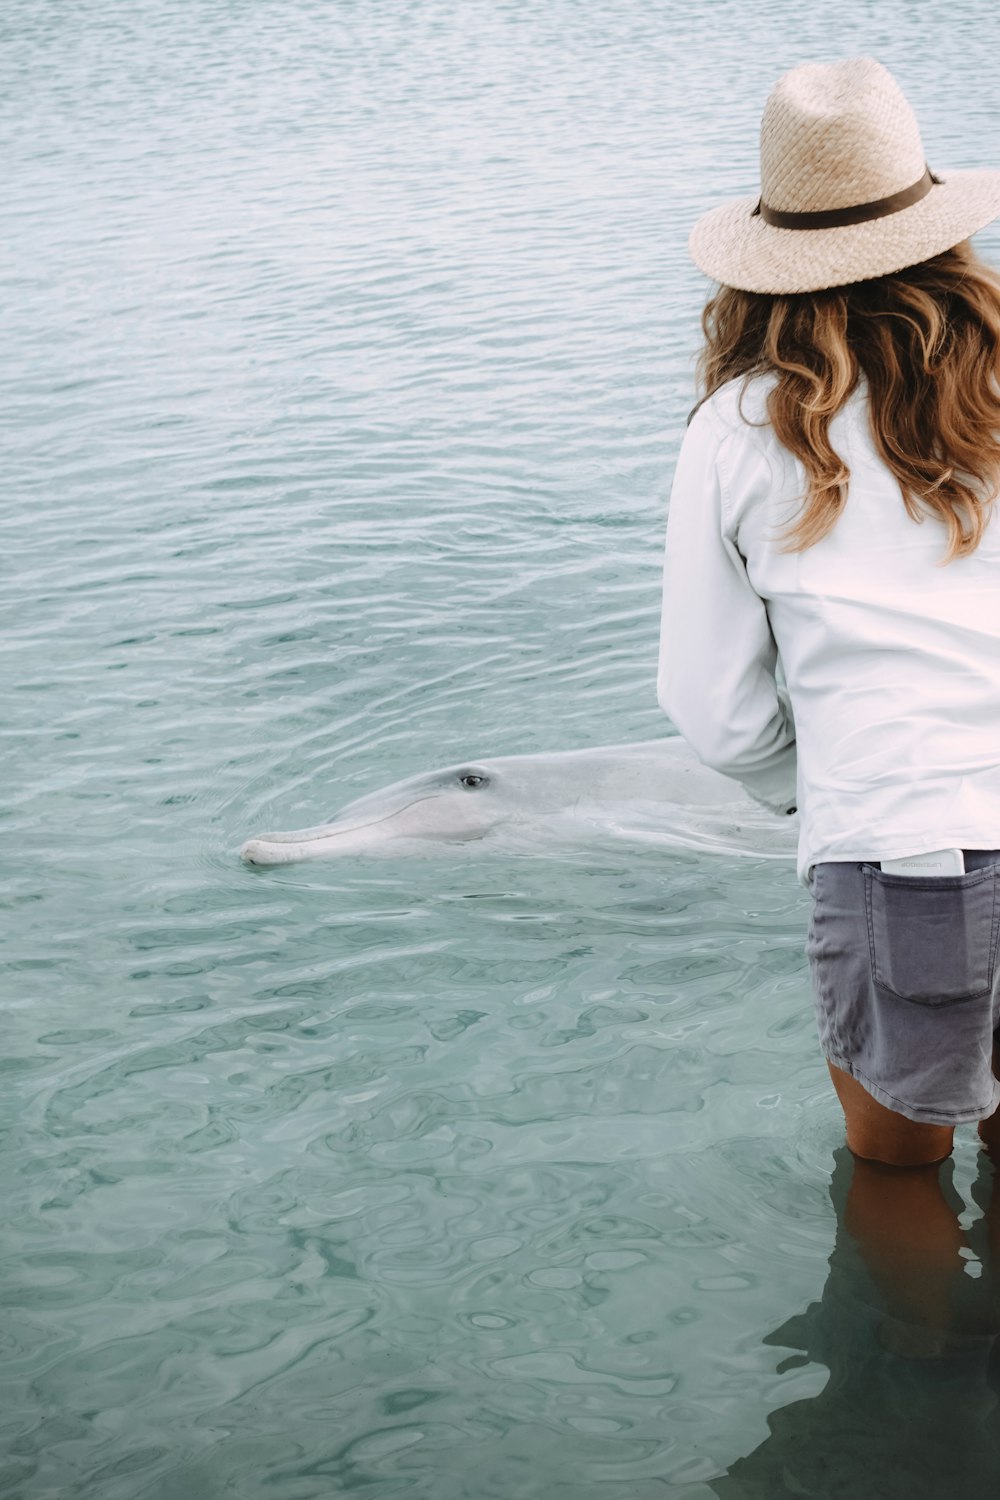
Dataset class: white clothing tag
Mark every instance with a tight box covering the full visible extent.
[880,848,965,876]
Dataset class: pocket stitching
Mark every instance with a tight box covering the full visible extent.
[862,863,993,892]
[864,865,997,1005]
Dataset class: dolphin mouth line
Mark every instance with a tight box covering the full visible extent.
[253,793,439,846]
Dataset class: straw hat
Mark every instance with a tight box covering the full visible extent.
[690,57,1000,294]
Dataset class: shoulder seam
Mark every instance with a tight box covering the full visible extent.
[701,374,776,437]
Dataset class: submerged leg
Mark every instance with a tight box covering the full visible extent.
[828,1063,965,1342]
[843,1155,967,1339]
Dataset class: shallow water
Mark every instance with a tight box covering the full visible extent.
[4,1,1000,1495]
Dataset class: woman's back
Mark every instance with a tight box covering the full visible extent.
[670,373,1000,884]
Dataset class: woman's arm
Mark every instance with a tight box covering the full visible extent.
[657,404,798,814]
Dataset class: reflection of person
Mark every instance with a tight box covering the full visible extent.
[709,1150,1000,1500]
[658,57,1000,1345]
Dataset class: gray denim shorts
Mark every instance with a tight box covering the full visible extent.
[806,850,1000,1125]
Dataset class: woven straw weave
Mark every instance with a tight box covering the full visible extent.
[690,58,1000,294]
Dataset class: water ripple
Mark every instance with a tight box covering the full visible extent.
[5,1,1000,1496]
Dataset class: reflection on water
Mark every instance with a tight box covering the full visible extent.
[5,0,1000,1494]
[715,1150,1000,1499]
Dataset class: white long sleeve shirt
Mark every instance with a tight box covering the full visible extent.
[658,375,1000,887]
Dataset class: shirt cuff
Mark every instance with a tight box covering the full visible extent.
[729,744,799,817]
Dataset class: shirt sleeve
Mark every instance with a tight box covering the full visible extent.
[657,404,798,815]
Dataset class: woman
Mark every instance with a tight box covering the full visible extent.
[659,57,1000,1175]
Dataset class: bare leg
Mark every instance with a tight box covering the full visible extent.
[844,1156,967,1337]
[828,1063,965,1344]
[827,1062,955,1167]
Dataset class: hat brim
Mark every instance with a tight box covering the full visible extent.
[689,168,1000,293]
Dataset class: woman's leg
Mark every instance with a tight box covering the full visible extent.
[829,1063,964,1341]
[827,1062,955,1166]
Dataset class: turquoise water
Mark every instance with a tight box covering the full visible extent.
[5,1,1000,1495]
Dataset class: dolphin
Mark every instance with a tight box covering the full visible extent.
[240,737,797,866]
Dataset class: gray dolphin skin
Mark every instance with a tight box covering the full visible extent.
[240,738,797,866]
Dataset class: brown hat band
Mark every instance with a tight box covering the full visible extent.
[753,166,940,230]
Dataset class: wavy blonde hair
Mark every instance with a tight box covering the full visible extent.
[698,243,1000,561]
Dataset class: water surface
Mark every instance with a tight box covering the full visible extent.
[5,1,1000,1495]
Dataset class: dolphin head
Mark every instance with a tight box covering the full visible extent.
[240,739,798,869]
[240,761,512,865]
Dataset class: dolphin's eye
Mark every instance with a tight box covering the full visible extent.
[459,772,489,789]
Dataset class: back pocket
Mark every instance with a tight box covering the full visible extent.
[864,865,999,1005]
